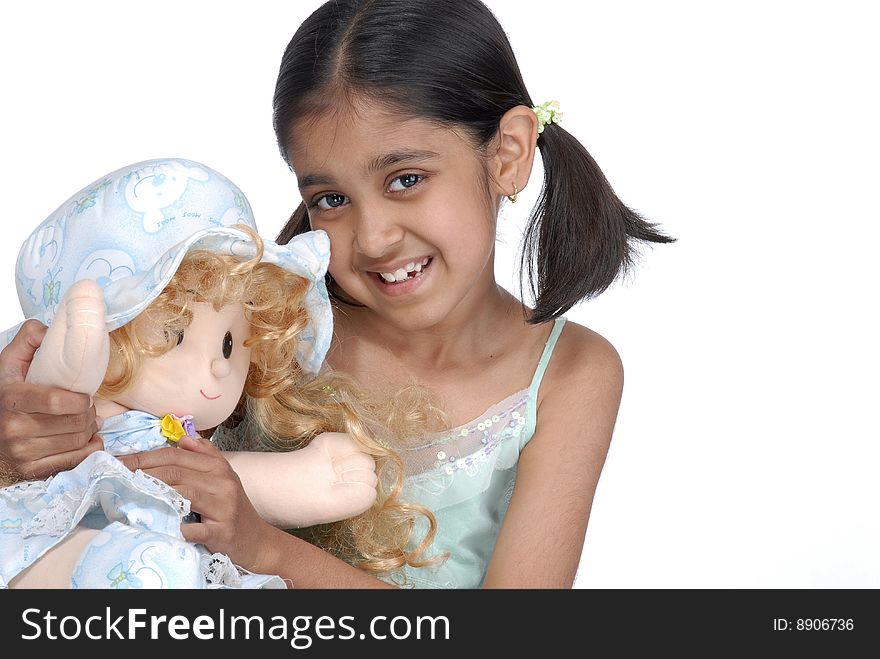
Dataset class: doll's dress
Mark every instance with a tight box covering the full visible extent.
[382,317,567,588]
[0,410,285,589]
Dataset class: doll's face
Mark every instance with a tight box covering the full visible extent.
[111,301,252,430]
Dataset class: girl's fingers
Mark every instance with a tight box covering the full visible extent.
[118,446,212,473]
[119,454,230,514]
[178,434,222,456]
[130,465,221,519]
[179,522,210,545]
[0,320,47,384]
[0,381,93,416]
[25,434,104,479]
[0,389,96,455]
[9,423,100,459]
[2,433,103,481]
[163,481,202,507]
[20,408,99,437]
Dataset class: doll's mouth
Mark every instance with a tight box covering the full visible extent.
[200,389,221,400]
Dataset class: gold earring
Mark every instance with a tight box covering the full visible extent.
[507,183,518,203]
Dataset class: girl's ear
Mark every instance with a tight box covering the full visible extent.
[489,105,539,199]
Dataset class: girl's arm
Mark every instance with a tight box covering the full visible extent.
[118,436,394,588]
[483,322,623,588]
[221,432,378,528]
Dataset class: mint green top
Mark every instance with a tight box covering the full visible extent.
[384,317,567,588]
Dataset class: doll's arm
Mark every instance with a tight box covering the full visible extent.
[222,432,378,528]
[25,279,109,395]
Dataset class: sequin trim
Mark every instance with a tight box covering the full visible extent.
[403,391,528,480]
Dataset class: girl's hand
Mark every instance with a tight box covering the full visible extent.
[0,320,103,482]
[117,436,272,571]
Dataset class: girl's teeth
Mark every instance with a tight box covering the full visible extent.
[378,257,431,283]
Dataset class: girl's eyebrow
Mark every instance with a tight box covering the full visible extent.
[366,149,439,173]
[297,150,439,191]
[298,173,334,190]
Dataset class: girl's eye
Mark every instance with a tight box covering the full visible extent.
[388,174,423,192]
[315,193,348,210]
[222,331,233,359]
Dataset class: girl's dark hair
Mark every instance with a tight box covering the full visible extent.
[274,0,674,323]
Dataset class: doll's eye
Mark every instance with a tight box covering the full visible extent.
[222,331,233,359]
[176,331,185,346]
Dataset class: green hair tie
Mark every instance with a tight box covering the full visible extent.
[532,100,563,134]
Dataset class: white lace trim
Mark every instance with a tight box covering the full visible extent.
[202,553,244,586]
[13,455,187,539]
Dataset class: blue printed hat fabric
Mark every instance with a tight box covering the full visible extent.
[12,158,331,375]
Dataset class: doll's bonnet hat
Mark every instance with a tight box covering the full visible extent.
[7,158,331,375]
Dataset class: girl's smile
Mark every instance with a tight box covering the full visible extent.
[367,256,434,297]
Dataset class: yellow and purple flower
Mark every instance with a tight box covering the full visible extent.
[160,413,196,443]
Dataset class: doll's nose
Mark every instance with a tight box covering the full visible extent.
[211,358,232,378]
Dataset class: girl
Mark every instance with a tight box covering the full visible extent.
[0,158,435,588]
[0,0,672,588]
[118,0,673,588]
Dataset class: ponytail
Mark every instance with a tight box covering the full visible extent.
[523,125,674,324]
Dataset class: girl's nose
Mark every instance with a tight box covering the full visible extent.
[210,358,232,378]
[353,210,404,258]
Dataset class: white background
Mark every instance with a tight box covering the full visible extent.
[1,1,877,588]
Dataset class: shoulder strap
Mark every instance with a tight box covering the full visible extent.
[528,317,567,396]
[522,317,567,445]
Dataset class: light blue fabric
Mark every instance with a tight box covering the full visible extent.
[384,317,567,588]
[0,412,285,589]
[99,410,180,455]
[4,158,332,374]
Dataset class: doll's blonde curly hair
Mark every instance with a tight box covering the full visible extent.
[98,225,443,575]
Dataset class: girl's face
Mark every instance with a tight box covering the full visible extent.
[288,100,499,331]
[112,302,252,430]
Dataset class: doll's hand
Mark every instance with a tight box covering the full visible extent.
[297,431,379,522]
[26,279,110,395]
[117,436,273,570]
[223,432,378,528]
[0,320,103,483]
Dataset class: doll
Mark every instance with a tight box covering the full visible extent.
[0,158,436,588]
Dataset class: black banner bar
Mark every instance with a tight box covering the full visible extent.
[1,589,875,655]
